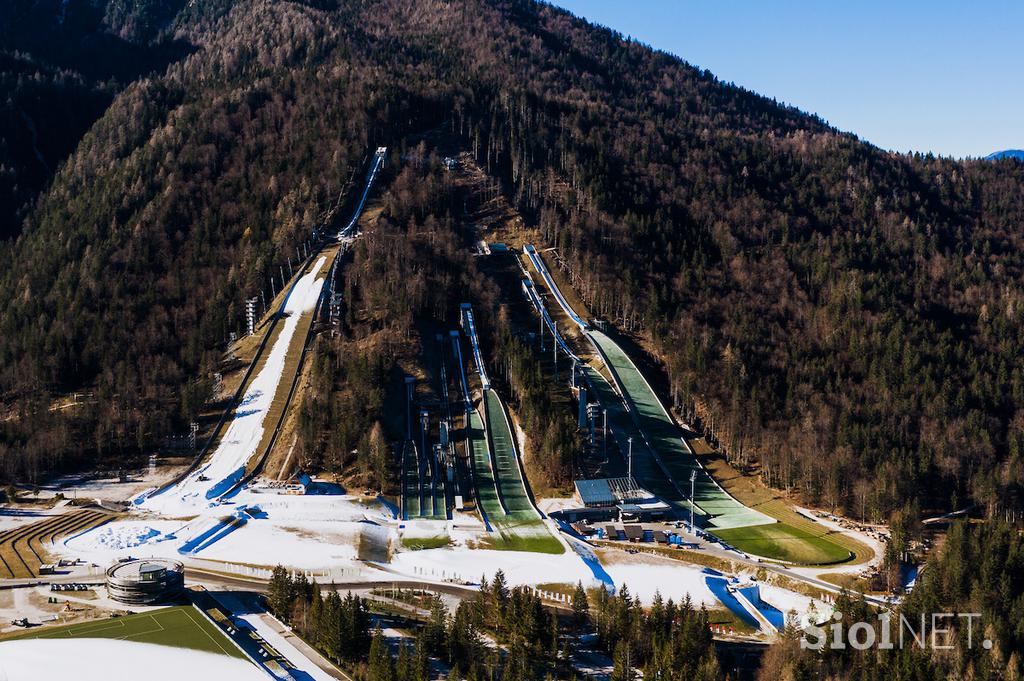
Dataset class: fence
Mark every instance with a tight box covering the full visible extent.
[191,559,361,583]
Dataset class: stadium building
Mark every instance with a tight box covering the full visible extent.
[558,477,670,523]
[106,559,185,605]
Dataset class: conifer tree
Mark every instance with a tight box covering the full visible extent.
[571,581,589,631]
[369,626,394,681]
[268,565,292,620]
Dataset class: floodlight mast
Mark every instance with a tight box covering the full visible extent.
[690,469,697,533]
[245,297,259,336]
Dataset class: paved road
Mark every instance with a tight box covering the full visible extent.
[210,589,348,681]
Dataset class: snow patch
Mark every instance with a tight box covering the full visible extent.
[0,639,264,681]
[391,546,595,588]
[599,553,717,607]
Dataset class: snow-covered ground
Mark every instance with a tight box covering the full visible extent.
[758,581,829,621]
[29,464,190,504]
[59,493,392,570]
[0,639,264,681]
[597,551,717,607]
[140,256,328,517]
[0,506,59,532]
[390,546,596,588]
[536,497,579,515]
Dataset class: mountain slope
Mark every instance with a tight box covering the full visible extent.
[0,0,193,237]
[986,149,1024,161]
[0,0,1023,528]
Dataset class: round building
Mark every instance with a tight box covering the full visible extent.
[105,559,185,605]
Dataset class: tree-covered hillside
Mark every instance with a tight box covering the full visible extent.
[0,0,193,237]
[1,0,1023,529]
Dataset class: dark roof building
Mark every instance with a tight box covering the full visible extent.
[574,477,652,507]
[572,477,671,522]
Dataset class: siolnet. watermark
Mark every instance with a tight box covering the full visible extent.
[800,611,992,651]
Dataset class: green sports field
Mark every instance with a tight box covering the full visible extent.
[711,522,852,565]
[1,606,244,658]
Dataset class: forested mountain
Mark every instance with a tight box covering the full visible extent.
[0,0,191,237]
[2,0,1024,532]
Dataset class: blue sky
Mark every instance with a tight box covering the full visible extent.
[551,1,1022,159]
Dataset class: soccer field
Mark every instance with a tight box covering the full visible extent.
[1,606,244,658]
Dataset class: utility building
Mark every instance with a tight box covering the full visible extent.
[566,477,669,523]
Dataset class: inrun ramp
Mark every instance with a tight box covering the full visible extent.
[521,278,579,362]
[523,245,588,330]
[338,147,387,239]
[460,303,490,390]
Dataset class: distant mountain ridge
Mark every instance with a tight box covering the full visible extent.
[985,149,1024,160]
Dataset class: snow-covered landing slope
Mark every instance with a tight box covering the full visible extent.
[141,256,328,516]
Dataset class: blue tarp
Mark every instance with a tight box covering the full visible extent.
[705,576,759,628]
[737,585,786,630]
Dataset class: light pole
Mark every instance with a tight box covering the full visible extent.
[627,437,633,480]
[690,469,697,534]
[552,320,558,379]
[245,297,258,336]
[603,409,608,459]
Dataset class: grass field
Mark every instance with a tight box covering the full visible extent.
[703,455,873,563]
[707,606,759,635]
[0,606,244,658]
[711,522,852,565]
[401,536,451,550]
[480,523,565,554]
